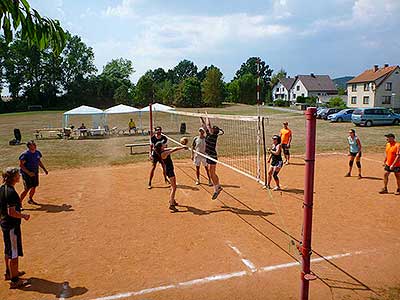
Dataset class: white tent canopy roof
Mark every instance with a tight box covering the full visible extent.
[140,103,175,112]
[104,104,140,114]
[64,105,104,115]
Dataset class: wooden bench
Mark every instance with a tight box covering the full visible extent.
[125,143,150,155]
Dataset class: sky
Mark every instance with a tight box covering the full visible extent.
[30,0,400,83]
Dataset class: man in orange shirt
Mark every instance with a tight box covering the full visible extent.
[280,122,292,165]
[379,133,400,195]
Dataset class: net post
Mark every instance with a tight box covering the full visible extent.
[256,57,261,181]
[300,107,317,300]
[261,117,267,186]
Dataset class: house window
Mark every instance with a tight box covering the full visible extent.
[296,86,300,91]
[351,96,357,104]
[385,82,392,91]
[363,96,369,104]
[293,94,296,99]
[382,96,391,104]
[351,84,357,92]
[363,83,369,91]
[301,93,304,97]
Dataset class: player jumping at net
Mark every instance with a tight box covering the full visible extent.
[201,114,224,200]
[154,141,188,211]
[191,127,212,186]
[267,135,283,191]
[148,126,169,189]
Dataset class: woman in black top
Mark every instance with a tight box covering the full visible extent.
[267,135,283,191]
[154,142,188,211]
[1,167,30,289]
[201,115,224,200]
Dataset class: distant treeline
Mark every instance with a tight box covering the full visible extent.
[0,32,278,113]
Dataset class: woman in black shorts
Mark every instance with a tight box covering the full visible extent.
[154,142,187,211]
[345,129,362,178]
[201,115,224,200]
[267,135,283,191]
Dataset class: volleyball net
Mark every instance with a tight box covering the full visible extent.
[149,109,269,186]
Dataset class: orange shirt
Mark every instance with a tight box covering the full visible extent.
[385,142,400,167]
[280,128,292,144]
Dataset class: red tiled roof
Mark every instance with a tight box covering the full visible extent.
[348,65,398,84]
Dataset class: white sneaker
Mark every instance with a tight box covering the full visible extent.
[273,186,281,191]
[195,180,200,185]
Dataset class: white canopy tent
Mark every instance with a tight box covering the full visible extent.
[140,103,175,112]
[63,105,104,128]
[104,104,140,114]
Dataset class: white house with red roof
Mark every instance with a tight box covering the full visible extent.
[347,64,400,109]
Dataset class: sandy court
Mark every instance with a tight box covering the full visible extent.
[1,153,400,300]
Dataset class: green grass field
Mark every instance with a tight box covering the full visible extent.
[0,104,397,171]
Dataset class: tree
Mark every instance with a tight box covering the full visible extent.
[155,80,175,105]
[270,68,287,87]
[0,0,66,55]
[113,84,130,105]
[135,74,154,107]
[238,73,257,104]
[202,67,224,107]
[234,57,273,84]
[173,59,198,83]
[148,68,167,83]
[174,77,202,107]
[226,80,240,103]
[102,58,134,82]
[327,96,346,109]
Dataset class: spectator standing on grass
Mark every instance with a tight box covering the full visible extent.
[280,122,292,165]
[379,133,400,195]
[148,126,169,189]
[0,167,30,289]
[191,127,212,186]
[19,141,48,205]
[345,129,362,179]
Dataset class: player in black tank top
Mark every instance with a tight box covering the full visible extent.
[201,114,224,200]
[267,135,283,191]
[154,141,188,211]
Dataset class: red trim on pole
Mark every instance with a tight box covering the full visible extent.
[300,107,317,300]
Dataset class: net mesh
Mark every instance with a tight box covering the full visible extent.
[149,110,268,185]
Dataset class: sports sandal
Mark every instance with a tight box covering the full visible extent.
[4,271,25,281]
[212,187,223,200]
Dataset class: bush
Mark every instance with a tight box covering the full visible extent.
[274,99,290,107]
[327,97,347,109]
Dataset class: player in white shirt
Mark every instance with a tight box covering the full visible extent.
[191,128,212,186]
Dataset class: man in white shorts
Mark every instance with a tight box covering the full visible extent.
[192,128,212,186]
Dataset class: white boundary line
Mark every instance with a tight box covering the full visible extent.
[91,250,364,300]
[227,242,257,272]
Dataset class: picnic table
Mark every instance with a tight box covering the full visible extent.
[34,128,63,139]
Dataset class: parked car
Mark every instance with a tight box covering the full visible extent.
[352,107,400,127]
[328,109,355,122]
[320,108,341,120]
[316,108,328,119]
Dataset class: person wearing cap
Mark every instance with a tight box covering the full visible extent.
[148,126,169,189]
[345,129,362,178]
[267,135,283,190]
[191,127,212,186]
[280,122,292,165]
[200,114,224,200]
[379,133,400,195]
[19,140,48,205]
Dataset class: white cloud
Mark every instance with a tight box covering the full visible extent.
[103,0,141,18]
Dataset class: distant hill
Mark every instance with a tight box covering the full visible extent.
[333,76,354,89]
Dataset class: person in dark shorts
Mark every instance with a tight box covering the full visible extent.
[154,142,188,211]
[19,140,48,205]
[1,167,30,289]
[345,129,362,178]
[379,133,400,195]
[148,126,169,189]
[280,122,292,164]
[267,135,283,191]
[200,114,224,200]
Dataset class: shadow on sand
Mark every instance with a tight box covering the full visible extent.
[23,202,74,213]
[20,277,87,298]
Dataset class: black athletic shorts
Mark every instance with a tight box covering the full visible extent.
[349,152,362,158]
[165,166,175,178]
[206,155,217,165]
[271,160,283,168]
[384,165,400,173]
[22,173,39,189]
[2,226,23,259]
[151,152,163,165]
[282,144,290,155]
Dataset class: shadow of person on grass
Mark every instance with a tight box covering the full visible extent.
[20,277,88,298]
[23,203,74,213]
[176,204,274,217]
